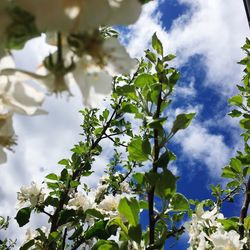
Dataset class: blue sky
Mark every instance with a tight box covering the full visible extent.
[0,0,249,248]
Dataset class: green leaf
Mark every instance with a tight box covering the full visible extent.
[92,240,119,250]
[107,217,128,236]
[121,103,138,114]
[170,193,189,211]
[118,197,140,226]
[218,217,239,231]
[240,118,250,130]
[85,221,110,240]
[57,209,76,226]
[244,216,250,230]
[155,150,176,169]
[221,166,237,179]
[86,209,104,220]
[133,173,144,184]
[45,173,58,181]
[134,73,155,87]
[229,158,242,173]
[228,110,242,118]
[58,159,69,165]
[20,239,35,250]
[152,33,163,56]
[128,137,151,162]
[44,196,59,207]
[171,113,195,134]
[102,109,110,120]
[228,95,243,106]
[70,180,80,188]
[128,224,142,244]
[139,200,148,210]
[155,170,177,198]
[145,49,157,63]
[163,54,176,61]
[15,207,31,227]
[148,117,167,130]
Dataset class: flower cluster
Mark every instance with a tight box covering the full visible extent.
[0,0,143,164]
[185,203,247,250]
[17,181,45,208]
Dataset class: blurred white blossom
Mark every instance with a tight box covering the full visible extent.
[0,56,45,115]
[15,0,142,33]
[210,229,247,250]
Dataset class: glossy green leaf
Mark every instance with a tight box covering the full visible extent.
[118,197,140,226]
[92,241,119,250]
[128,137,151,162]
[128,224,142,244]
[244,216,250,230]
[15,207,31,227]
[85,221,109,240]
[163,54,176,61]
[171,113,195,134]
[228,95,243,106]
[170,193,189,211]
[45,173,58,181]
[155,170,177,198]
[134,73,155,87]
[152,33,163,56]
[228,110,242,118]
[240,118,250,130]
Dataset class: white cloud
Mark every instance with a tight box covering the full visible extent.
[126,0,249,94]
[174,123,231,178]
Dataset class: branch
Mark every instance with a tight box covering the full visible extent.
[239,176,250,238]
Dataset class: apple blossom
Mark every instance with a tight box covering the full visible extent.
[210,229,247,250]
[97,194,122,217]
[15,0,142,33]
[0,56,45,115]
[17,181,45,208]
[67,192,95,211]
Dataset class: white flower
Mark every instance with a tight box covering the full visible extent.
[0,56,45,115]
[120,181,130,193]
[97,194,122,217]
[210,229,247,250]
[5,36,137,107]
[0,113,15,164]
[16,0,142,32]
[95,184,108,202]
[72,37,137,106]
[67,192,95,211]
[17,181,45,208]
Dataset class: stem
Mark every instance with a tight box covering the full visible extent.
[61,228,67,250]
[147,85,163,248]
[239,176,250,238]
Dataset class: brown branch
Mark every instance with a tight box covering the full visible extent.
[239,176,250,238]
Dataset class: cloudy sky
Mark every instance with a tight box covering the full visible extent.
[0,0,249,248]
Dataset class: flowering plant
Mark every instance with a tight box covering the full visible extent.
[0,1,249,250]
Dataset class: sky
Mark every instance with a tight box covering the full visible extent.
[0,0,249,249]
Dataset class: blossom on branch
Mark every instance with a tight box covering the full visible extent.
[17,181,45,208]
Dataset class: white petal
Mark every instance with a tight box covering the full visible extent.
[102,38,137,75]
[73,64,112,106]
